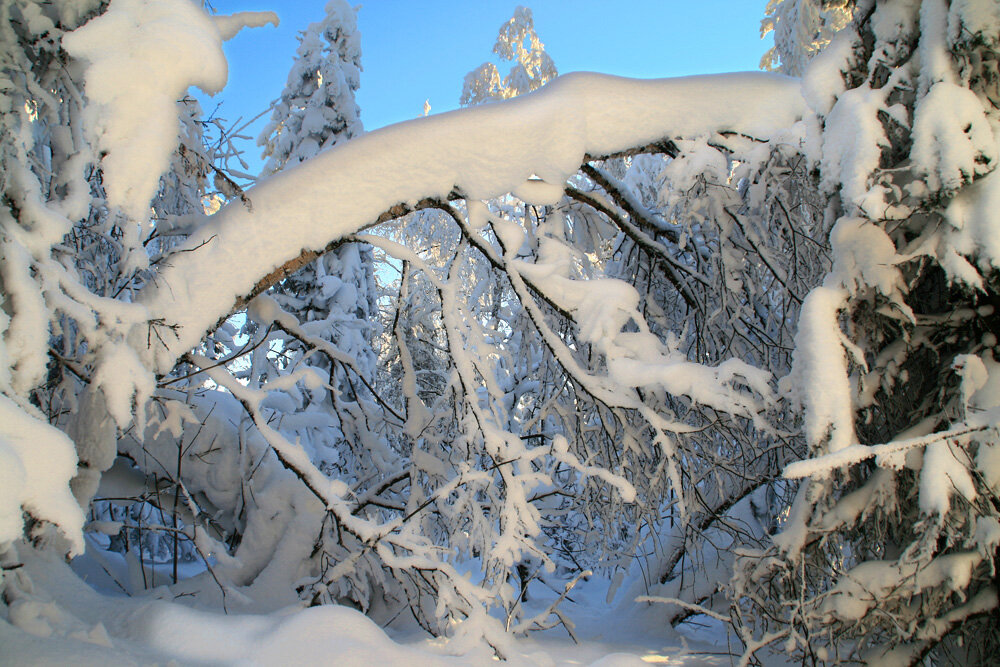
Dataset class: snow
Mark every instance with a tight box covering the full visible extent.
[0,546,733,666]
[16,1,56,36]
[782,286,855,455]
[871,0,920,49]
[61,0,275,221]
[67,388,117,475]
[817,468,891,532]
[65,387,117,508]
[461,6,558,105]
[784,347,1000,516]
[911,81,997,193]
[0,395,85,555]
[945,168,1000,271]
[134,70,806,371]
[828,217,902,298]
[90,345,155,430]
[0,241,49,396]
[949,0,1000,45]
[817,85,889,215]
[820,552,982,623]
[979,439,1000,493]
[976,516,1000,554]
[10,0,1000,664]
[918,0,955,93]
[211,10,279,41]
[257,0,361,175]
[920,439,978,516]
[874,589,1000,667]
[800,30,854,116]
[782,422,990,479]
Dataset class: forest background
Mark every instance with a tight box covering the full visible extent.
[2,1,1000,665]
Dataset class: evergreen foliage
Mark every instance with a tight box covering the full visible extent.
[1,1,999,663]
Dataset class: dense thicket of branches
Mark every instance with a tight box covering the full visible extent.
[2,1,1000,664]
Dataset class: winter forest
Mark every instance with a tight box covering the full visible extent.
[2,0,1000,664]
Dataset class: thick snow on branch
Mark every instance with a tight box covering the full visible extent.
[63,0,276,221]
[211,10,279,41]
[135,71,805,370]
[0,396,84,555]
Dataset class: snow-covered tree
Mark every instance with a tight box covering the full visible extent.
[460,6,557,106]
[3,1,1000,664]
[760,0,855,74]
[0,0,278,606]
[258,0,362,173]
[254,0,376,413]
[733,2,1000,663]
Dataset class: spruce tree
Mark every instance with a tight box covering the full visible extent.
[257,0,377,396]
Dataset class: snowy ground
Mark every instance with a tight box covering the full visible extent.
[1,544,734,666]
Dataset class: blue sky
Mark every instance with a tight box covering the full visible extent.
[202,2,773,171]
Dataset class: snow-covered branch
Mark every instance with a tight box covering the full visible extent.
[134,72,805,371]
